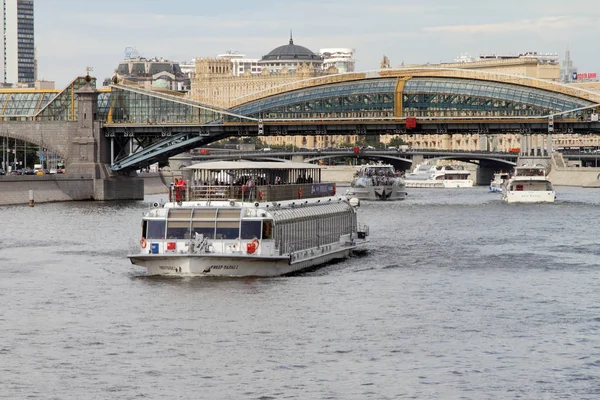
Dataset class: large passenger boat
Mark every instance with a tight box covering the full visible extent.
[404,164,474,188]
[501,165,555,203]
[345,164,407,201]
[128,161,369,277]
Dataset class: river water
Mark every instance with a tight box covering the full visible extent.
[1,186,599,399]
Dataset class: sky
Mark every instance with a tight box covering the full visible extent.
[35,0,600,88]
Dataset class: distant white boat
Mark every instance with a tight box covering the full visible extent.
[346,164,407,201]
[502,165,555,203]
[489,172,510,193]
[404,164,473,188]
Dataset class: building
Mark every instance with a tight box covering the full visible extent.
[1,0,35,85]
[112,56,190,92]
[190,35,338,108]
[416,52,561,81]
[257,34,324,74]
[218,51,262,76]
[179,59,196,80]
[560,48,577,83]
[320,48,355,73]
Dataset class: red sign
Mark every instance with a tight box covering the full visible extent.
[577,72,597,80]
[406,118,417,129]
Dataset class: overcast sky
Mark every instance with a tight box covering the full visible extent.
[36,0,600,87]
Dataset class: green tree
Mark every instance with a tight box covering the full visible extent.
[389,137,406,147]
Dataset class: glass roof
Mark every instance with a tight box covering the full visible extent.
[403,78,594,112]
[0,90,58,119]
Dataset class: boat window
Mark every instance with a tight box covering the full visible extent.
[241,220,262,240]
[193,209,218,219]
[147,220,166,239]
[192,220,215,239]
[216,221,240,239]
[217,209,241,219]
[262,220,273,239]
[167,221,190,239]
[168,209,193,219]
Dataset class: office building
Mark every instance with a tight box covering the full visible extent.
[1,0,35,84]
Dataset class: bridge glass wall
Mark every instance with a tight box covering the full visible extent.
[402,78,594,118]
[36,77,96,121]
[100,88,228,125]
[230,79,397,119]
[0,92,56,120]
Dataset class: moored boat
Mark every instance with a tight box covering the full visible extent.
[345,164,407,201]
[128,161,369,277]
[489,172,510,193]
[502,165,555,203]
[404,164,473,188]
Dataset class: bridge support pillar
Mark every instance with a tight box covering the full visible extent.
[66,79,144,201]
[410,154,424,170]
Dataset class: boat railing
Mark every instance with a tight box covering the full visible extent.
[172,183,337,202]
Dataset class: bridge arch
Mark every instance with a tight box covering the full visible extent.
[0,126,67,161]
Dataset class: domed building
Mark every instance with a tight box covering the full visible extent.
[259,34,323,73]
[190,35,337,108]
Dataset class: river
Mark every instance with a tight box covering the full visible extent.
[1,186,599,399]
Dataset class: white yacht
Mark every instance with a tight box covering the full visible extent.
[128,161,369,277]
[489,172,510,193]
[346,164,407,201]
[502,165,555,203]
[404,164,473,188]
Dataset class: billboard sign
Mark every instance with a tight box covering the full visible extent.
[576,72,597,80]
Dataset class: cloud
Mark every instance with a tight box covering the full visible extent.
[424,16,588,34]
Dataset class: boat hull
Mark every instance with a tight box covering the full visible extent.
[405,180,473,188]
[489,184,503,193]
[502,190,555,203]
[345,185,407,201]
[129,242,364,277]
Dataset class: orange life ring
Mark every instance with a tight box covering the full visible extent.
[258,190,263,200]
[140,237,147,248]
[247,239,260,254]
[298,187,303,198]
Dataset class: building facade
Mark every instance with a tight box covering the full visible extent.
[1,0,35,85]
[218,51,262,76]
[112,56,190,92]
[190,37,338,108]
[320,48,355,73]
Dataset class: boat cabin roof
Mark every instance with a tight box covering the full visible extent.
[187,160,322,171]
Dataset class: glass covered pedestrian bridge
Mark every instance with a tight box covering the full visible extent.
[230,74,599,121]
[0,69,597,125]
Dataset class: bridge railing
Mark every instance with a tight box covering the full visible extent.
[172,183,336,203]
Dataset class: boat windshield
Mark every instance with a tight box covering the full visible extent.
[516,168,545,176]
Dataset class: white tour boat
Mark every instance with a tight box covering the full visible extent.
[345,164,407,201]
[489,172,510,193]
[128,161,369,277]
[502,165,555,204]
[404,164,473,188]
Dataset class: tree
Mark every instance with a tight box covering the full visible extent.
[389,137,406,147]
